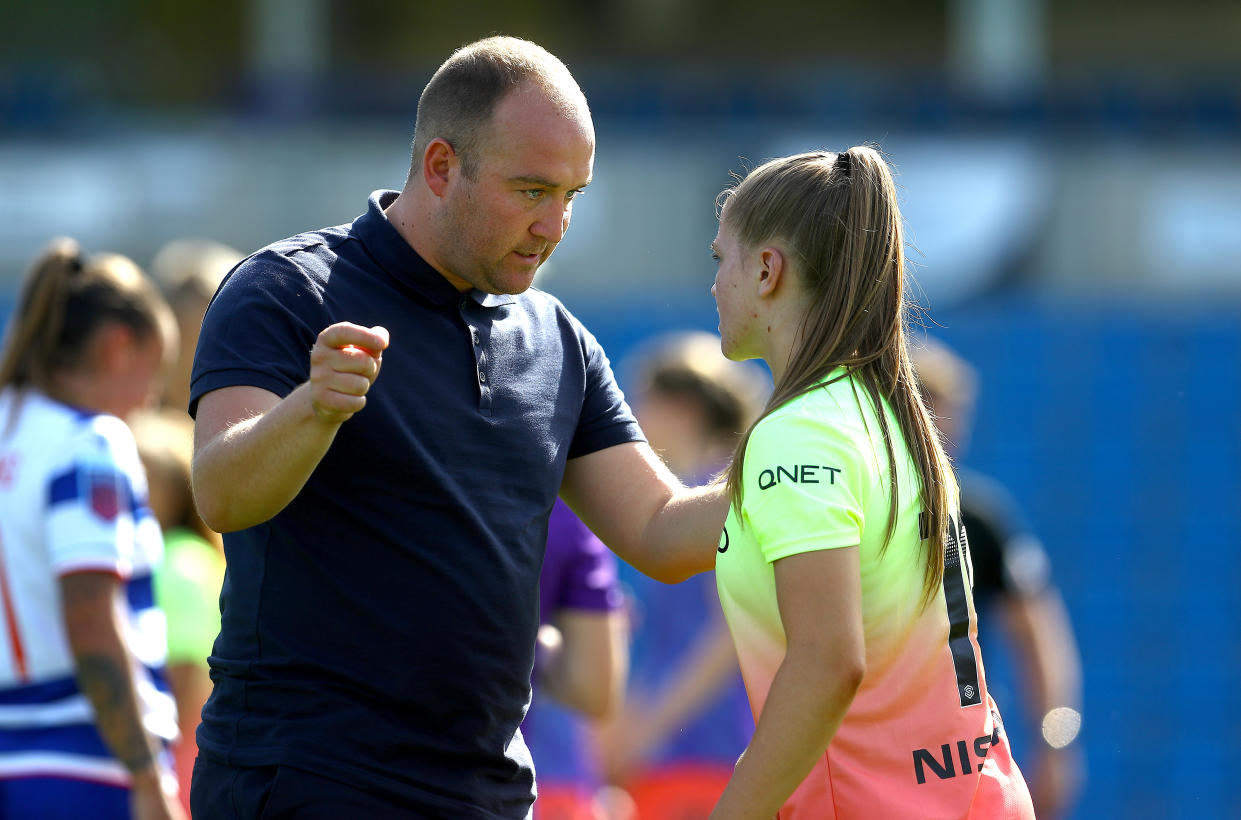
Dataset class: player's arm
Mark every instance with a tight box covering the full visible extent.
[192,322,388,533]
[709,547,865,820]
[60,571,184,820]
[560,441,727,584]
[537,609,629,719]
[1002,586,1082,735]
[639,601,740,738]
[600,607,739,783]
[1000,586,1084,819]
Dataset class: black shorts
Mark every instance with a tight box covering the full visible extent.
[190,755,429,819]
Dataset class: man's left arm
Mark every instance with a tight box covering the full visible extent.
[560,441,727,584]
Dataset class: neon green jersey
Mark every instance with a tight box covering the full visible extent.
[715,370,1033,819]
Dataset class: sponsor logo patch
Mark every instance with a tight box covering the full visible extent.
[757,463,842,491]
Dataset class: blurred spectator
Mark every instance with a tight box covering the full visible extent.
[598,330,768,820]
[525,500,628,820]
[143,237,239,814]
[912,336,1084,820]
[148,238,243,414]
[130,407,225,817]
[0,239,184,819]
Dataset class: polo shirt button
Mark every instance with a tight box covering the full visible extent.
[471,329,480,345]
[478,370,486,383]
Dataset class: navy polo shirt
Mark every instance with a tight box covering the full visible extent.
[189,190,642,818]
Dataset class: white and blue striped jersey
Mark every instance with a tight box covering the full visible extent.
[0,388,175,787]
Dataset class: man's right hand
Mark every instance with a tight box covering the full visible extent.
[192,321,391,532]
[308,323,390,425]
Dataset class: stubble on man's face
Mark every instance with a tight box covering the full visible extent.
[437,172,549,296]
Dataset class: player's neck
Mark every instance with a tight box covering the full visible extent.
[45,369,106,414]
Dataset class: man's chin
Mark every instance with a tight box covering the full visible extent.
[476,254,550,295]
[489,270,539,296]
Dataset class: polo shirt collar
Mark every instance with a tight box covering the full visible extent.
[473,291,517,308]
[355,190,516,309]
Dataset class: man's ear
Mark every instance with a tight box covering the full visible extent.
[756,246,786,298]
[423,138,458,197]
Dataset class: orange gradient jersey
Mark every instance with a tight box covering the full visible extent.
[715,373,1035,819]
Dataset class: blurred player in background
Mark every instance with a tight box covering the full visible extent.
[143,238,240,813]
[0,239,184,819]
[131,407,225,817]
[188,36,727,818]
[911,336,1084,820]
[148,238,243,414]
[525,499,628,820]
[599,331,766,820]
[706,148,1034,818]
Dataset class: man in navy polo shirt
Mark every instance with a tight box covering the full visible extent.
[187,36,727,819]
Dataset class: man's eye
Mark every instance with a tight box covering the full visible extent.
[523,189,545,201]
[566,189,584,201]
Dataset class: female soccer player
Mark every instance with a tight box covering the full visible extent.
[0,239,184,819]
[707,148,1035,819]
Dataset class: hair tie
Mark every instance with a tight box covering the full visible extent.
[835,150,851,178]
[48,238,85,277]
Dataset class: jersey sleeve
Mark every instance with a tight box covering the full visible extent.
[740,410,875,564]
[565,316,643,459]
[189,250,329,416]
[44,417,142,577]
[550,512,624,614]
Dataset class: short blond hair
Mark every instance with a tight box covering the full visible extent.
[151,238,243,306]
[411,36,586,178]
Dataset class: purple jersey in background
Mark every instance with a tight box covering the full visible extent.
[524,500,623,792]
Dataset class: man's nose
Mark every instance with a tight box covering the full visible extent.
[532,200,569,244]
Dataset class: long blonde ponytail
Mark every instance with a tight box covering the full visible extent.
[720,147,953,609]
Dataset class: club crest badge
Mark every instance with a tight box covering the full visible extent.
[85,468,122,522]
